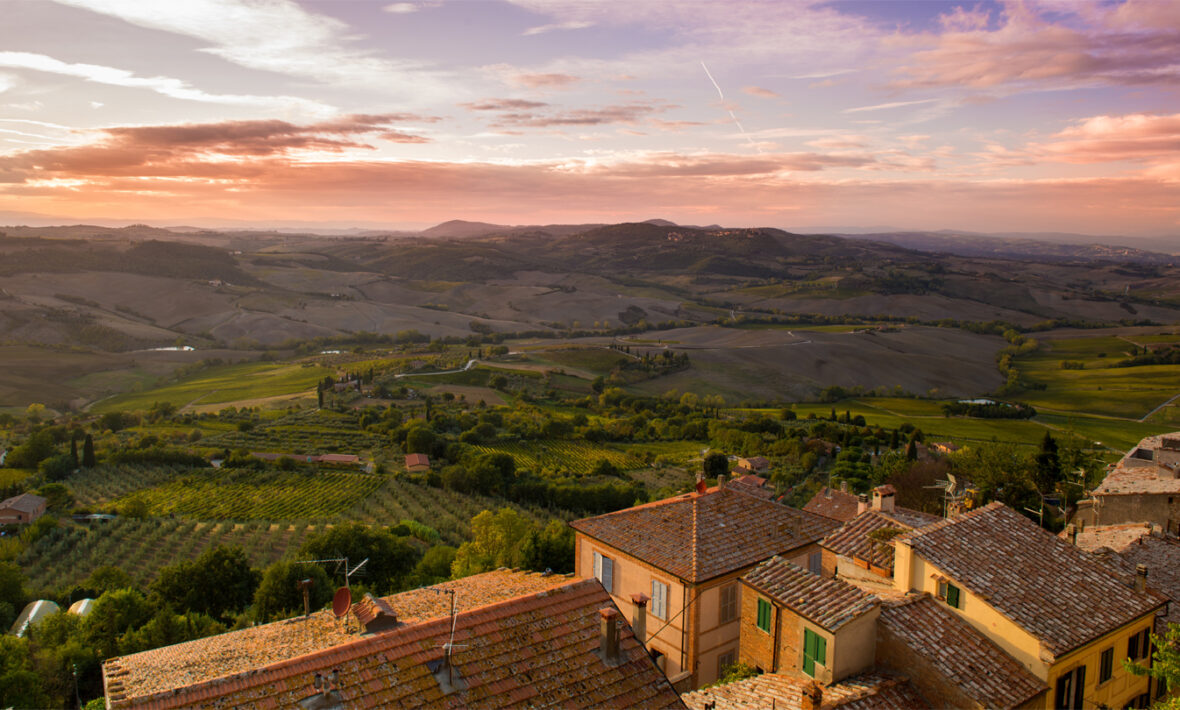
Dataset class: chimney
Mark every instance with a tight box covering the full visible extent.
[1066,524,1077,545]
[599,608,621,664]
[696,472,707,494]
[857,494,870,515]
[717,473,727,489]
[630,593,649,642]
[872,485,896,513]
[839,480,849,494]
[801,680,823,710]
[1135,564,1148,594]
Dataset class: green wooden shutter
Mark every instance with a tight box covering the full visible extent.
[756,599,771,632]
[946,583,961,609]
[803,628,826,677]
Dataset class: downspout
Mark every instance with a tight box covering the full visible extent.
[681,584,689,674]
[771,602,781,672]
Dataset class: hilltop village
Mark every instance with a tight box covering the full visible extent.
[5,431,1168,709]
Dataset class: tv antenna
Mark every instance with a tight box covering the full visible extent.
[925,473,968,518]
[421,587,467,689]
[297,557,369,590]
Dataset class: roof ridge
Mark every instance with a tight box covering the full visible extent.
[112,578,602,708]
[690,495,701,579]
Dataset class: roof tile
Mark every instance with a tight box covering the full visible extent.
[571,487,837,583]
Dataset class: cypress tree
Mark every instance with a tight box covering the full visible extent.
[82,433,96,467]
[70,437,79,466]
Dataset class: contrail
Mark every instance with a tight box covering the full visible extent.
[700,60,758,150]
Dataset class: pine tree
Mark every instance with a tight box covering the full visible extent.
[82,433,96,467]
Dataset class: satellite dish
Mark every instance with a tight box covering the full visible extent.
[332,587,351,619]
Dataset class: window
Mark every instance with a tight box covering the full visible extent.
[717,649,736,679]
[592,551,613,594]
[802,628,827,678]
[756,598,772,633]
[938,580,961,609]
[1054,666,1086,710]
[1128,628,1151,661]
[808,550,823,575]
[719,584,737,624]
[650,648,666,672]
[1099,647,1114,683]
[651,579,669,620]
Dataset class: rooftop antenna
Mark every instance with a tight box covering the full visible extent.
[421,587,467,688]
[925,473,967,518]
[296,557,369,590]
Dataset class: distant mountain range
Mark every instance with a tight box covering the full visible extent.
[1,212,1175,263]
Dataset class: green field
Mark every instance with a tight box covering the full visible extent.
[16,518,322,591]
[789,396,1173,451]
[530,347,629,373]
[1015,334,1180,421]
[472,439,702,475]
[0,468,30,487]
[92,361,330,413]
[114,469,384,520]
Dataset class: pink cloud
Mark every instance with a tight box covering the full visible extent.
[891,1,1180,90]
[742,86,779,99]
[508,72,581,88]
[2,118,1177,236]
[461,99,549,111]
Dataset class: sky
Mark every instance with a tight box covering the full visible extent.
[0,0,1177,238]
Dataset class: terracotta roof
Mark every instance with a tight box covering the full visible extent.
[1075,525,1180,635]
[742,556,878,631]
[895,502,1167,658]
[571,487,838,583]
[725,476,774,500]
[405,453,430,467]
[681,673,928,710]
[0,493,46,513]
[106,576,682,710]
[1093,431,1180,495]
[878,595,1045,709]
[103,570,569,702]
[803,487,861,521]
[1092,462,1180,495]
[821,509,937,573]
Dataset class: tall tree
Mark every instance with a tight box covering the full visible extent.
[81,434,96,468]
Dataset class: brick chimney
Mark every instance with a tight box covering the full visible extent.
[1135,564,1148,594]
[630,593,649,643]
[857,494,870,515]
[1066,524,1077,545]
[872,485,896,513]
[801,680,823,710]
[717,473,727,489]
[599,608,621,665]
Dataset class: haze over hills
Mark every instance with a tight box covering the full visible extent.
[2,218,1179,409]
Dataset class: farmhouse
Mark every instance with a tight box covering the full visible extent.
[570,475,837,689]
[885,503,1166,708]
[405,452,430,472]
[102,570,682,709]
[0,492,47,525]
[1075,431,1180,534]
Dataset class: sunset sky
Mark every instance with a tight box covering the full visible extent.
[1,0,1178,238]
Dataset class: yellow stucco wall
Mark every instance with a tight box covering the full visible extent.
[894,540,1157,709]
